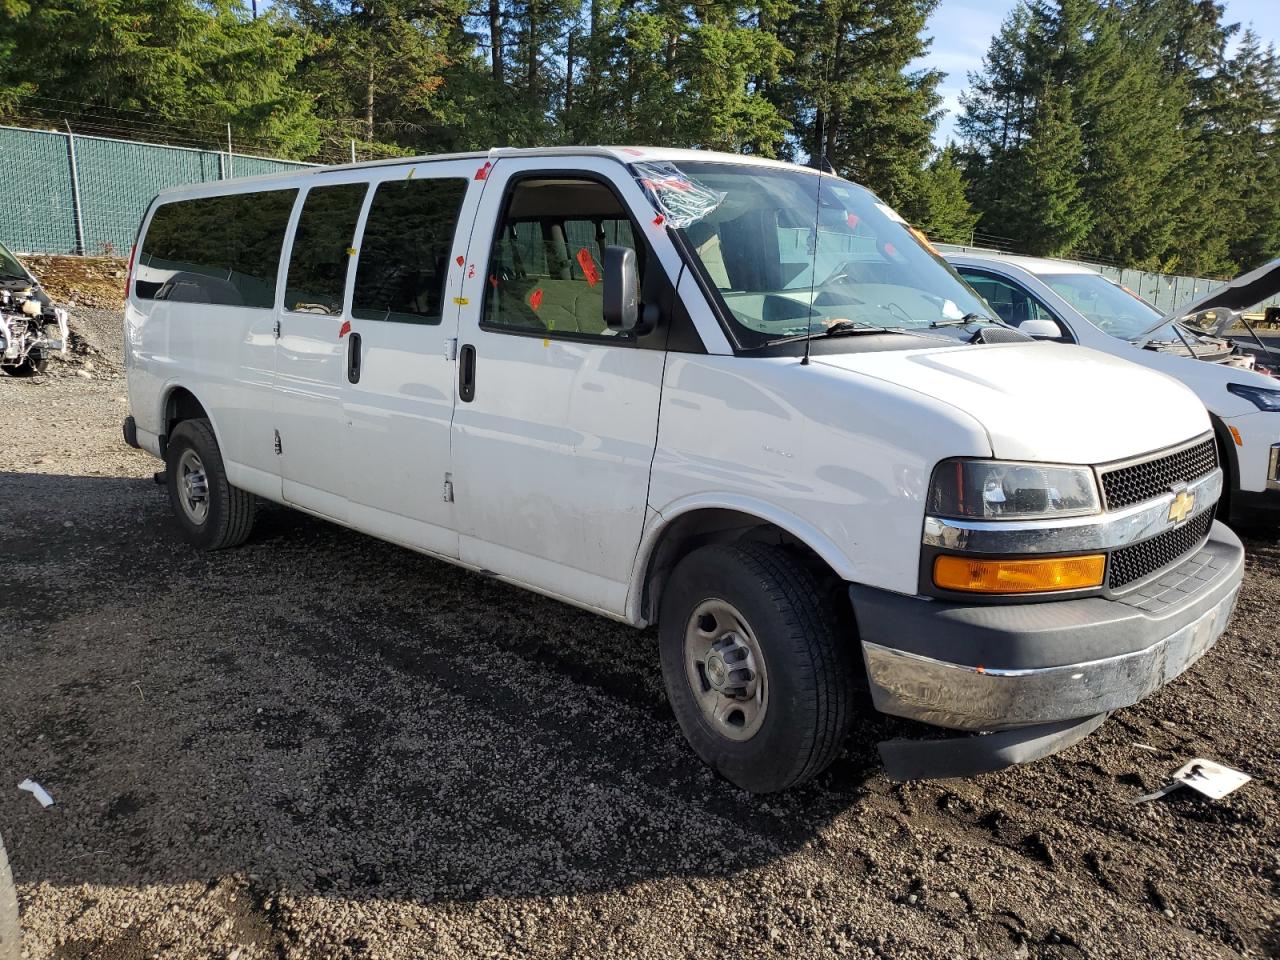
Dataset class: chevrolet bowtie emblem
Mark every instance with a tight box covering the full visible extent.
[1168,489,1196,524]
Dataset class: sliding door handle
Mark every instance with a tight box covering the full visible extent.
[458,343,476,402]
[347,331,362,384]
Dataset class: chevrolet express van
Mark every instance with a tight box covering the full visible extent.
[947,252,1280,525]
[122,147,1244,790]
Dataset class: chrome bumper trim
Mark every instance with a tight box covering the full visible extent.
[923,468,1223,554]
[862,584,1239,730]
[1268,443,1280,492]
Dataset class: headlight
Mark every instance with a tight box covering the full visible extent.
[928,459,1100,519]
[1227,382,1280,412]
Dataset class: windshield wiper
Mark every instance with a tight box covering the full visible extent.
[746,323,917,350]
[930,312,995,328]
[823,320,895,337]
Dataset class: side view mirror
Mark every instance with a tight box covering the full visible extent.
[603,245,640,333]
[1019,318,1063,340]
[602,245,660,335]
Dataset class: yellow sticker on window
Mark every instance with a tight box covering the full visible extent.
[452,297,469,305]
[346,247,357,256]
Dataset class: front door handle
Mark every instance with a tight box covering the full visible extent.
[458,343,476,402]
[347,331,362,384]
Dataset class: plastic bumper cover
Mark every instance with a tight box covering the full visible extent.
[855,520,1244,734]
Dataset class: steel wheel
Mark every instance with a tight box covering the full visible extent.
[176,448,210,526]
[683,598,769,741]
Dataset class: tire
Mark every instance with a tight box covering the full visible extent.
[6,353,45,377]
[658,542,855,793]
[165,418,256,550]
[1214,434,1233,523]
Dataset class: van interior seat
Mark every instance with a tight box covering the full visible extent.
[492,277,610,335]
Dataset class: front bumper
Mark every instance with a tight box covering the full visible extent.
[855,520,1244,735]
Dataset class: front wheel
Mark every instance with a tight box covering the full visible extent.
[658,542,856,793]
[165,418,256,550]
[5,352,46,377]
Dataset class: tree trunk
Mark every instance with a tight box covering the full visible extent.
[527,1,538,93]
[490,0,504,83]
[565,31,575,117]
[365,60,375,142]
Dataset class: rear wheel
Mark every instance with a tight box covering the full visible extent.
[165,418,255,549]
[658,542,855,793]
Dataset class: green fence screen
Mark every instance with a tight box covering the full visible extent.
[0,124,314,257]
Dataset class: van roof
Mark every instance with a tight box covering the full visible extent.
[150,146,812,202]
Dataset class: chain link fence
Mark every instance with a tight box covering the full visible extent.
[0,124,314,257]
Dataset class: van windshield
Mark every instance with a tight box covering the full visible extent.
[1039,273,1171,341]
[652,162,991,348]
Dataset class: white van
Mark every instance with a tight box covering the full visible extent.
[947,252,1280,525]
[122,147,1243,790]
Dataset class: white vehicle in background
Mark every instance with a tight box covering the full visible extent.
[0,240,69,377]
[947,252,1280,525]
[122,147,1243,790]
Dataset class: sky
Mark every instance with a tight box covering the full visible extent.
[915,0,1280,148]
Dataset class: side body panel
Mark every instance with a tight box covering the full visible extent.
[272,178,354,520]
[125,179,300,500]
[641,355,992,605]
[448,156,680,616]
[341,159,486,558]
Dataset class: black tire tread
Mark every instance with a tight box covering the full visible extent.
[168,418,256,549]
[727,541,853,789]
[660,540,855,792]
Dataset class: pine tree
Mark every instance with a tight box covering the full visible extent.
[770,0,943,208]
[0,0,320,157]
[900,145,978,243]
[1204,31,1280,270]
[283,0,476,156]
[1005,82,1091,255]
[561,0,789,152]
[1074,2,1190,268]
[959,0,1193,269]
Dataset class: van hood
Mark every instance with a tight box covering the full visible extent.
[816,341,1210,464]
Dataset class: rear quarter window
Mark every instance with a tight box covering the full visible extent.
[136,189,297,308]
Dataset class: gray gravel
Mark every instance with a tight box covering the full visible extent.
[1,312,1278,959]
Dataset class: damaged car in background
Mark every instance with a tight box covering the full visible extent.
[1,240,68,377]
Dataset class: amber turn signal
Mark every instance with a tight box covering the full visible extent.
[933,553,1106,594]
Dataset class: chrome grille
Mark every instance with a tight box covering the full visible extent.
[1101,439,1217,510]
[1109,509,1214,589]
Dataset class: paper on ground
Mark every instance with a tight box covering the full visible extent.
[1172,758,1251,799]
[17,780,53,808]
[1131,757,1251,804]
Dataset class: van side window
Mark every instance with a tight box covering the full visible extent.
[483,178,641,338]
[352,178,468,325]
[959,271,1056,328]
[285,183,368,315]
[136,190,297,307]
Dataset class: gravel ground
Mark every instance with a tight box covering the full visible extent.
[1,310,1279,959]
